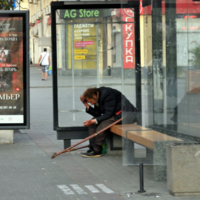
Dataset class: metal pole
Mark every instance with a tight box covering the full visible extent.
[71,21,75,121]
[121,22,124,94]
[96,20,99,88]
[138,163,146,193]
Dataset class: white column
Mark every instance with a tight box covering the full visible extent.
[0,130,13,144]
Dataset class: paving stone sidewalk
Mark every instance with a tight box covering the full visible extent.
[0,66,198,200]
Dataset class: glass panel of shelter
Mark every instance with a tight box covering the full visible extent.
[120,0,200,175]
[120,1,182,168]
[55,8,136,128]
[53,0,200,181]
[148,0,200,140]
[118,6,146,165]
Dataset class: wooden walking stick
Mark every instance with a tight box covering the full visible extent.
[69,145,90,152]
[51,118,122,159]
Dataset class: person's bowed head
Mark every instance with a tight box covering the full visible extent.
[80,94,96,127]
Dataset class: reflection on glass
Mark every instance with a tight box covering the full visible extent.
[56,8,136,128]
[140,1,200,134]
[119,1,200,179]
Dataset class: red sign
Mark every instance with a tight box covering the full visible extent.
[47,15,51,25]
[29,23,35,27]
[124,8,134,17]
[140,0,151,15]
[122,9,135,69]
[141,0,200,15]
[75,41,94,48]
[139,0,143,14]
[176,0,200,14]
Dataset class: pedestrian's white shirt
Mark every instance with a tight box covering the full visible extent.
[40,52,49,65]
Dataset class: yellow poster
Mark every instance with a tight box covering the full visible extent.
[74,55,85,60]
[74,49,88,54]
[67,17,103,69]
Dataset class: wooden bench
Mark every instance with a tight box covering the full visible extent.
[110,124,183,181]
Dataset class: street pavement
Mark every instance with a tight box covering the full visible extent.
[0,66,199,200]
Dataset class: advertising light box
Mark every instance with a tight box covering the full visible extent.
[0,11,29,129]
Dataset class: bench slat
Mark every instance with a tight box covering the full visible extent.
[110,124,183,149]
[110,124,149,137]
[127,130,182,149]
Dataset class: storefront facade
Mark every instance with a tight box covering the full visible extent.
[29,0,52,64]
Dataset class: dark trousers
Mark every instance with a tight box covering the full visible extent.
[88,117,115,153]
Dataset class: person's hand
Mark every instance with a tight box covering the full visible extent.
[83,119,96,127]
[80,95,85,103]
[80,95,89,109]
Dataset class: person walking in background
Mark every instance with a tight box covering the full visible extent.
[38,48,50,81]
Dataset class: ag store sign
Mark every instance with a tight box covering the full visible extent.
[122,9,135,69]
[60,9,104,19]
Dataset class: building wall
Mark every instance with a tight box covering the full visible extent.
[19,0,29,10]
[29,0,53,64]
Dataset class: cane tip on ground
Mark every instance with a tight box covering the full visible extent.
[51,153,57,159]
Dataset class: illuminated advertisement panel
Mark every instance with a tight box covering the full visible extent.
[0,11,29,128]
[60,9,104,70]
[122,8,135,69]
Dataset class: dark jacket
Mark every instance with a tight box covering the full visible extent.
[86,87,138,124]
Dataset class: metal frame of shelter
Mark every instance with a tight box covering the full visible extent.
[51,1,141,148]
